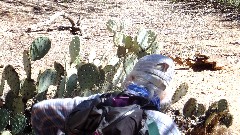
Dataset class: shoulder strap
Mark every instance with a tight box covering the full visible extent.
[146,117,160,135]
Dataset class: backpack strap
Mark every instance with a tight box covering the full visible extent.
[146,117,160,135]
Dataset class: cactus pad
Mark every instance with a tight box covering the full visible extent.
[219,113,233,128]
[4,91,17,111]
[103,65,116,83]
[30,37,51,61]
[195,103,206,117]
[54,62,65,86]
[217,99,229,113]
[56,76,66,98]
[114,32,124,47]
[69,36,80,64]
[65,74,78,97]
[20,79,36,100]
[123,53,138,75]
[37,69,57,93]
[77,63,101,90]
[150,41,161,54]
[183,98,206,118]
[204,112,219,132]
[206,99,229,116]
[123,36,133,49]
[136,28,157,51]
[0,72,5,96]
[0,109,10,132]
[183,98,198,118]
[23,50,31,79]
[10,113,26,134]
[172,82,188,104]
[12,96,24,114]
[4,65,20,95]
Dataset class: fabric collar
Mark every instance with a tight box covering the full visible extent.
[126,83,161,110]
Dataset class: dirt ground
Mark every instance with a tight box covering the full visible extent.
[0,0,240,134]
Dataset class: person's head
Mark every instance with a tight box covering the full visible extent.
[122,54,175,109]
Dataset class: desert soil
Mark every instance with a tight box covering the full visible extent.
[0,0,239,134]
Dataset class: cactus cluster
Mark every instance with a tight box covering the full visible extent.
[0,108,26,135]
[0,20,234,134]
[0,37,51,134]
[181,98,233,134]
[183,98,206,118]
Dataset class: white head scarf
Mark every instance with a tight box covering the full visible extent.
[123,54,175,107]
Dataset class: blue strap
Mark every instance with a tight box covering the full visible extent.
[126,83,161,110]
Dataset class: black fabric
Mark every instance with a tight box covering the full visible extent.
[98,104,144,135]
[65,93,153,135]
[65,97,102,134]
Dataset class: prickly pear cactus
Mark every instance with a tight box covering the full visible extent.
[183,98,198,118]
[98,68,105,86]
[217,99,229,113]
[54,62,65,88]
[123,53,138,75]
[114,32,124,47]
[103,65,116,83]
[10,113,26,134]
[65,74,78,97]
[204,99,232,131]
[0,73,5,96]
[37,69,57,94]
[172,82,188,104]
[4,91,17,111]
[136,28,157,51]
[56,77,66,98]
[54,62,65,77]
[219,113,233,128]
[0,109,10,132]
[77,63,101,90]
[195,103,206,117]
[3,65,20,95]
[20,79,36,100]
[206,99,229,117]
[23,50,31,79]
[204,112,218,131]
[123,36,133,49]
[12,96,24,114]
[149,41,161,54]
[30,37,51,61]
[69,36,80,64]
[183,98,205,118]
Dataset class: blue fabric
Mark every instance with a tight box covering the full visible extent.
[126,83,161,110]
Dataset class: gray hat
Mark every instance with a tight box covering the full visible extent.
[126,54,175,90]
